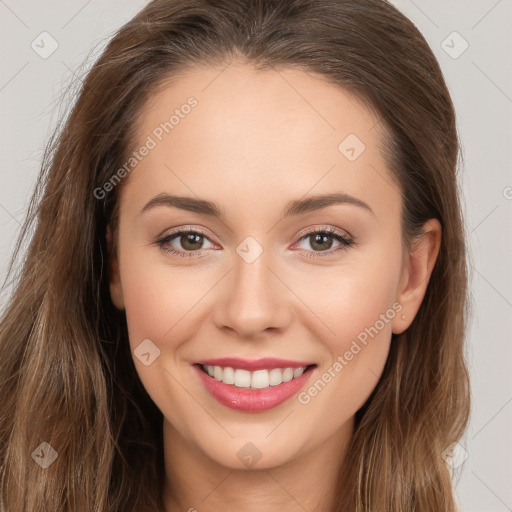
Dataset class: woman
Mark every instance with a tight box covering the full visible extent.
[0,0,471,510]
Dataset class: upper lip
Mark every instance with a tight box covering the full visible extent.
[194,357,316,371]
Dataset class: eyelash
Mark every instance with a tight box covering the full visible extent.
[155,225,355,259]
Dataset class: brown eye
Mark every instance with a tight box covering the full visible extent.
[308,232,335,252]
[294,226,355,258]
[179,232,204,251]
[156,228,215,257]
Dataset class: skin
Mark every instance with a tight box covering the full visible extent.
[107,62,441,511]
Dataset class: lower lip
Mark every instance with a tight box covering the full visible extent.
[193,364,316,412]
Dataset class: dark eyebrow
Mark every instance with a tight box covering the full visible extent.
[140,193,223,217]
[140,192,374,218]
[281,192,374,217]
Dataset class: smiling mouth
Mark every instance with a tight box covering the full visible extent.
[196,363,317,390]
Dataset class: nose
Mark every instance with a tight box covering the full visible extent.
[213,248,293,339]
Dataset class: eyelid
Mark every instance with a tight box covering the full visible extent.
[158,224,352,244]
[157,225,216,242]
[156,224,355,258]
[290,225,355,257]
[294,224,353,241]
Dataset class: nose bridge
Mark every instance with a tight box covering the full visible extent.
[214,235,291,336]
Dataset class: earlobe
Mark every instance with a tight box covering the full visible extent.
[392,219,442,334]
[106,224,125,310]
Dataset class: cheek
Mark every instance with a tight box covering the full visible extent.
[328,268,399,347]
[118,256,198,430]
[302,266,397,394]
[293,243,402,349]
[295,287,396,449]
[292,242,401,419]
[122,271,171,346]
[119,250,199,347]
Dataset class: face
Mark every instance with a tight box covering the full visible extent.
[108,62,438,470]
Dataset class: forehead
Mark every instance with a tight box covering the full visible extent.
[134,62,382,155]
[123,62,400,222]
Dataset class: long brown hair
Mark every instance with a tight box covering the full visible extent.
[0,1,471,510]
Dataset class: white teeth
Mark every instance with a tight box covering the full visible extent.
[282,368,294,382]
[202,365,310,389]
[269,368,283,386]
[213,366,223,381]
[222,366,235,385]
[293,367,304,378]
[234,369,251,388]
[251,370,269,389]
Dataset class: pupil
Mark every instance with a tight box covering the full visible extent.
[312,233,332,251]
[183,233,202,250]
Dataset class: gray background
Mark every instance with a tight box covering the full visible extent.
[0,1,511,510]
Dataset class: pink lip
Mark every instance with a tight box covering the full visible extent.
[193,364,317,412]
[194,357,314,371]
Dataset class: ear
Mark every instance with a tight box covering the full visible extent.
[392,218,442,334]
[106,224,125,310]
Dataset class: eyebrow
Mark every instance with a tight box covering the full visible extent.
[140,192,374,218]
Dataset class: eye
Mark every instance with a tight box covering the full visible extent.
[155,225,355,259]
[156,227,216,258]
[293,226,355,258]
